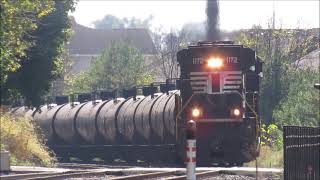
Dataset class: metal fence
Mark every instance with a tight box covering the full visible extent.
[283,126,320,180]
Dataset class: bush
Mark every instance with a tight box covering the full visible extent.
[245,124,283,168]
[260,124,283,150]
[0,110,56,166]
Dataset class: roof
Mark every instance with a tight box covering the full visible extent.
[295,48,320,70]
[67,20,156,55]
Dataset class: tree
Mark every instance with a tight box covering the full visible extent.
[273,68,319,126]
[66,41,154,94]
[50,49,74,96]
[65,71,92,94]
[93,15,124,29]
[0,0,54,86]
[153,29,187,79]
[236,25,319,124]
[2,1,76,106]
[93,14,153,29]
[180,22,205,43]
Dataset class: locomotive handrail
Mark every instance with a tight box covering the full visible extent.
[234,91,261,154]
[175,93,196,141]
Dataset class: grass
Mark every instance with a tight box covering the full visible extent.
[0,109,56,166]
[245,145,283,168]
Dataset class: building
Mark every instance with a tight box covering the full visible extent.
[67,19,157,74]
[295,48,320,71]
[51,19,161,95]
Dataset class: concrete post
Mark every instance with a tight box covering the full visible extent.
[0,151,10,172]
[186,120,196,180]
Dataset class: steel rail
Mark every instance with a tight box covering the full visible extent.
[0,171,74,180]
[109,171,179,180]
[25,170,111,180]
[56,162,134,169]
[165,170,220,180]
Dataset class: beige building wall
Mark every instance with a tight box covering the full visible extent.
[70,54,98,74]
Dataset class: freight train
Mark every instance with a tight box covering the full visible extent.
[11,41,263,166]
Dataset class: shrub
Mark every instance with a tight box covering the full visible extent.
[245,124,284,168]
[0,110,56,166]
[261,123,283,150]
[245,146,283,168]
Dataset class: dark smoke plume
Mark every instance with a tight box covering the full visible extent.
[206,0,220,40]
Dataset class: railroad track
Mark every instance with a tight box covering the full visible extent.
[0,169,110,180]
[1,165,282,180]
[0,170,180,180]
[0,170,240,180]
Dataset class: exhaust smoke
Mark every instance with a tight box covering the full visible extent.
[206,0,220,40]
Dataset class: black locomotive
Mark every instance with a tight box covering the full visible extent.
[11,41,263,166]
[177,41,262,165]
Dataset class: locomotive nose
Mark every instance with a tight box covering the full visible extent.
[209,138,224,157]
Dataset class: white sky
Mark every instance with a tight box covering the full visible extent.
[71,0,319,31]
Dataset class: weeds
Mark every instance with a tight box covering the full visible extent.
[245,146,283,168]
[0,110,56,166]
[245,123,284,168]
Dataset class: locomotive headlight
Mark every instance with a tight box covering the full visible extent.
[192,108,201,118]
[207,58,223,69]
[231,108,242,118]
[233,108,241,116]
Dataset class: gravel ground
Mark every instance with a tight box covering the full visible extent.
[66,175,114,180]
[65,174,282,180]
[200,174,282,180]
[201,174,255,180]
[66,176,252,180]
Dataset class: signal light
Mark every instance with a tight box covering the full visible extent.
[192,108,201,118]
[207,58,223,69]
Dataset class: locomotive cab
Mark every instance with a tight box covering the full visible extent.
[177,41,262,165]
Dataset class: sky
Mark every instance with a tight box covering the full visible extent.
[71,0,319,31]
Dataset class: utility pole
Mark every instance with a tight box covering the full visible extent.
[272,0,276,29]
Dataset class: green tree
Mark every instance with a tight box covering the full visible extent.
[93,14,153,29]
[0,0,54,85]
[273,68,319,126]
[2,1,76,106]
[66,41,154,94]
[93,15,125,29]
[65,71,91,94]
[237,25,318,124]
